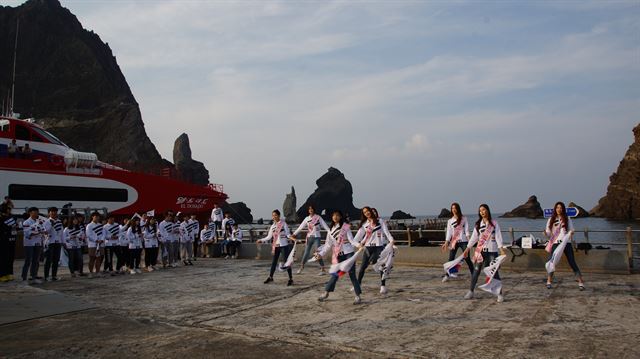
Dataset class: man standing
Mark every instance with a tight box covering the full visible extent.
[0,204,17,282]
[22,207,45,284]
[210,204,223,240]
[85,212,105,278]
[43,207,64,281]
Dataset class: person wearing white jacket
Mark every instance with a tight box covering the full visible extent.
[544,201,584,290]
[317,210,362,304]
[143,218,160,271]
[257,209,294,286]
[179,214,194,266]
[463,204,507,302]
[63,217,83,277]
[127,217,144,274]
[21,207,45,283]
[210,204,223,239]
[355,207,394,295]
[200,224,215,258]
[291,205,331,275]
[117,219,130,273]
[85,212,105,278]
[103,215,120,274]
[43,207,64,281]
[227,223,242,259]
[441,202,474,282]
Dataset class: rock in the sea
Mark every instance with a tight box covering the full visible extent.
[568,202,590,218]
[282,186,297,222]
[390,210,415,220]
[173,133,209,186]
[501,195,543,219]
[0,0,164,168]
[221,202,253,224]
[438,208,452,218]
[296,167,360,220]
[591,123,640,220]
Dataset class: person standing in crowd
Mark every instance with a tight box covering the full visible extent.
[355,206,395,295]
[159,211,177,268]
[171,213,181,267]
[316,210,362,304]
[7,139,18,157]
[43,207,64,281]
[127,217,143,274]
[544,201,585,290]
[103,215,120,275]
[86,212,105,278]
[179,214,194,266]
[199,223,214,258]
[291,204,331,275]
[219,212,235,256]
[117,219,130,273]
[463,204,507,303]
[3,196,14,210]
[188,214,200,260]
[257,209,294,286]
[227,223,242,259]
[210,204,223,239]
[143,218,159,272]
[22,207,45,283]
[0,204,17,282]
[63,217,83,277]
[441,202,473,282]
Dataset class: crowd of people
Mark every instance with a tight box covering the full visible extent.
[0,199,585,306]
[0,202,243,283]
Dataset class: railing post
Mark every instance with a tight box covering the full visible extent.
[509,227,515,245]
[406,228,412,247]
[418,227,423,239]
[584,227,590,247]
[627,226,633,269]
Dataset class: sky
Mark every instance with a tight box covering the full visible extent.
[4,0,640,218]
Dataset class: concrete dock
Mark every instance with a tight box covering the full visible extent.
[0,258,639,358]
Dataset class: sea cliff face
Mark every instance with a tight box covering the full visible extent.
[591,123,640,220]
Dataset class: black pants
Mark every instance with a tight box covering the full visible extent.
[269,245,292,279]
[129,248,142,269]
[103,246,115,271]
[144,247,158,267]
[446,242,474,276]
[0,239,16,276]
[325,252,362,295]
[550,243,582,276]
[214,221,222,239]
[22,246,42,280]
[44,243,62,279]
[357,246,385,286]
[117,246,129,270]
[470,251,501,292]
[227,241,241,256]
[67,248,83,274]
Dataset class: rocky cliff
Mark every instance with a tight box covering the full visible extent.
[0,0,165,168]
[282,186,297,222]
[173,133,209,185]
[501,195,543,219]
[296,167,360,221]
[591,123,640,219]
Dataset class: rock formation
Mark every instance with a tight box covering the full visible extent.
[0,0,164,168]
[438,208,452,218]
[501,195,543,219]
[221,202,253,224]
[568,202,590,218]
[296,167,360,221]
[282,186,297,222]
[173,133,209,185]
[591,123,640,220]
[390,210,415,220]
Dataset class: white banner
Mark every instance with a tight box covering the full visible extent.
[443,254,466,276]
[280,244,296,270]
[329,247,363,276]
[478,254,507,296]
[545,233,571,274]
[146,209,155,217]
[307,244,326,263]
[373,243,397,280]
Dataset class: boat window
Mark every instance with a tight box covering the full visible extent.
[32,127,64,145]
[0,119,9,132]
[15,124,30,141]
[8,184,129,202]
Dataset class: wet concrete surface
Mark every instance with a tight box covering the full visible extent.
[1,258,639,358]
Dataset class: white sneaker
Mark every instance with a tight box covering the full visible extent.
[317,270,325,276]
[464,291,474,300]
[449,273,458,278]
[130,270,136,275]
[380,286,388,295]
[349,286,355,293]
[353,296,361,305]
[442,276,449,283]
[318,292,329,302]
[296,267,304,275]
[497,294,504,303]
[136,268,142,274]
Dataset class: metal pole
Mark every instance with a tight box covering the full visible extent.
[627,226,633,270]
[10,19,19,115]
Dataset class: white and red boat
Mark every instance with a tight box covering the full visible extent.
[0,115,227,217]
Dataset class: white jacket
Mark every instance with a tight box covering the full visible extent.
[85,222,105,249]
[258,220,291,247]
[63,227,83,249]
[44,217,64,245]
[211,208,223,222]
[545,217,575,242]
[354,219,394,247]
[22,217,45,247]
[445,217,470,244]
[103,222,120,247]
[319,223,358,257]
[143,226,159,248]
[293,214,331,238]
[468,220,504,253]
[127,228,143,249]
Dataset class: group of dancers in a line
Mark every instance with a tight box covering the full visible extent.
[257,202,585,305]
